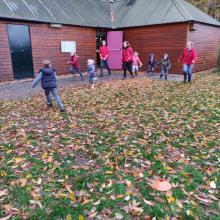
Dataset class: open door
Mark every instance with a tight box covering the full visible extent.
[107,31,123,70]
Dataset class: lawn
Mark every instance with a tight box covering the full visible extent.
[0,73,219,220]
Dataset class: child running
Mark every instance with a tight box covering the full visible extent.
[68,52,84,80]
[32,60,65,112]
[160,53,171,80]
[87,59,96,89]
[132,52,143,75]
[147,53,157,75]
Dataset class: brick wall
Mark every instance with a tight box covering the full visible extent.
[0,21,96,82]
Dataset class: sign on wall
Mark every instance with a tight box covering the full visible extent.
[61,41,76,53]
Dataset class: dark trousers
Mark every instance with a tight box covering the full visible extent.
[123,62,134,78]
[69,66,83,78]
[100,59,111,76]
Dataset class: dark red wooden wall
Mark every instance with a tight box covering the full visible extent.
[0,21,96,82]
[122,23,189,74]
[189,23,220,72]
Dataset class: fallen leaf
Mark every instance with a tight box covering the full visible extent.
[210,181,216,189]
[0,214,13,220]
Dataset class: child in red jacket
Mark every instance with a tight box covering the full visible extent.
[178,41,197,83]
[68,52,84,80]
[122,41,134,79]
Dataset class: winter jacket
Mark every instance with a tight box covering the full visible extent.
[179,48,197,65]
[122,46,134,62]
[100,46,110,60]
[161,58,171,71]
[40,67,57,89]
[70,55,80,68]
[87,64,96,76]
[133,56,142,66]
[148,57,157,67]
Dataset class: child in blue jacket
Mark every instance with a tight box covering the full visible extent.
[87,59,96,89]
[32,60,65,112]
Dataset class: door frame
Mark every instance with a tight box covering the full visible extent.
[7,23,35,80]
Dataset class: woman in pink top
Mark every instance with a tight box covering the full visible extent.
[132,52,143,75]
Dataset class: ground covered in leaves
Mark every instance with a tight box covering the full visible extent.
[0,73,220,220]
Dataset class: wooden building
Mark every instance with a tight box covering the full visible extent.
[0,0,219,82]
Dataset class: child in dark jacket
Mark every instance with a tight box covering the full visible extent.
[32,60,65,112]
[87,59,96,89]
[160,53,171,80]
[147,53,157,75]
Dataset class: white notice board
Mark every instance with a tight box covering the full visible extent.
[61,41,76,53]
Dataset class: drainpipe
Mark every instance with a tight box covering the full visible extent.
[109,0,115,28]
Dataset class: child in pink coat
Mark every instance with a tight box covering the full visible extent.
[132,52,143,75]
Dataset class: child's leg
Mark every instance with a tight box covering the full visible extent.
[69,66,74,74]
[165,70,168,80]
[77,68,84,78]
[44,89,53,107]
[160,69,164,79]
[51,88,65,110]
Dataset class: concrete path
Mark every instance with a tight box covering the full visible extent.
[0,72,182,100]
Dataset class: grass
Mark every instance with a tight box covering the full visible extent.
[0,73,220,219]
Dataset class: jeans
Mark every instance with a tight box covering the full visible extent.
[183,64,194,82]
[69,66,83,78]
[160,69,168,80]
[44,88,64,110]
[100,59,111,77]
[123,62,134,78]
[89,74,95,84]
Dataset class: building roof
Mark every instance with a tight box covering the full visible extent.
[0,0,219,28]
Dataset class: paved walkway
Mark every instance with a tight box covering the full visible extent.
[0,72,182,100]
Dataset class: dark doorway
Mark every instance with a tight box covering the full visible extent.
[96,31,107,67]
[7,24,34,80]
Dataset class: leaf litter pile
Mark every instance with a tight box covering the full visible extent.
[0,73,219,220]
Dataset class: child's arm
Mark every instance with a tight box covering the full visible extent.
[138,57,143,67]
[168,60,171,70]
[32,72,42,88]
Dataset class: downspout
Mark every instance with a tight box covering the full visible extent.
[109,0,115,29]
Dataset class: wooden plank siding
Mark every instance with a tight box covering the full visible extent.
[122,23,189,74]
[0,21,96,82]
[0,22,14,82]
[189,23,220,72]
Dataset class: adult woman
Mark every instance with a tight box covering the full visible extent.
[122,41,134,79]
[178,41,197,83]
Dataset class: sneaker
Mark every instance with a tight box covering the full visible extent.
[60,108,65,112]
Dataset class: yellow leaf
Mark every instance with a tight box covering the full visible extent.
[42,152,48,160]
[66,214,72,220]
[210,181,216,189]
[167,196,175,204]
[105,171,113,175]
[69,193,76,203]
[19,178,27,187]
[48,156,53,163]
[186,210,193,216]
[0,171,7,177]
[78,215,85,220]
[15,157,24,163]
